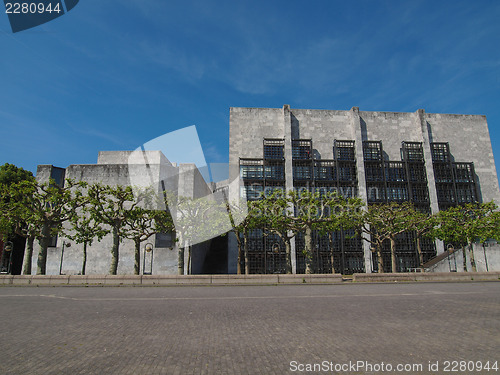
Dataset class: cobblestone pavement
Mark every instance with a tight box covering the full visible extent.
[0,282,498,375]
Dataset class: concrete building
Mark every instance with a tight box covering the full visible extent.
[32,151,221,276]
[28,105,500,275]
[228,105,500,274]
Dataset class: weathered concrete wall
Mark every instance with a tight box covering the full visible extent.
[291,109,350,159]
[228,105,500,274]
[359,111,421,160]
[425,113,500,204]
[427,243,500,273]
[31,151,214,275]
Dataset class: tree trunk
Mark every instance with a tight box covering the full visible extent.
[36,224,51,275]
[416,236,424,268]
[235,231,243,275]
[178,247,184,275]
[81,242,87,276]
[462,246,468,272]
[22,236,34,275]
[304,226,313,274]
[187,246,192,275]
[468,242,477,272]
[109,226,120,275]
[329,232,336,274]
[134,238,141,275]
[390,237,397,273]
[376,247,384,273]
[244,229,249,275]
[284,237,292,274]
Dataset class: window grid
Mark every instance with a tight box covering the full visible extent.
[292,140,312,160]
[335,140,356,161]
[363,141,383,161]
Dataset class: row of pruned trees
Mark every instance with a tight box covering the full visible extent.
[0,175,174,275]
[231,190,500,274]
[1,162,499,275]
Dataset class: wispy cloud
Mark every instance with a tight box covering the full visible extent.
[70,124,126,146]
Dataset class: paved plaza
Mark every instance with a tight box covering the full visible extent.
[0,282,498,374]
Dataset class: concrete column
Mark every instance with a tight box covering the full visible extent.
[415,109,445,255]
[283,105,297,273]
[349,107,373,273]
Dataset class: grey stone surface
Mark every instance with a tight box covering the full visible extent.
[228,105,500,274]
[426,243,500,272]
[0,283,498,374]
[32,151,215,276]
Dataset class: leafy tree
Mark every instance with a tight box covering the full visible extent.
[65,207,108,275]
[407,208,438,268]
[0,163,36,270]
[286,189,361,274]
[252,190,294,274]
[226,197,264,275]
[164,191,230,275]
[4,178,87,275]
[359,202,416,273]
[87,184,138,275]
[435,202,499,272]
[0,163,34,186]
[319,192,364,273]
[124,199,174,275]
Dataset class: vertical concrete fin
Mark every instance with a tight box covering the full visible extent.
[415,109,444,255]
[283,105,297,273]
[349,107,372,273]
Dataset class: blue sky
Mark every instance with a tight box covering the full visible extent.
[1,0,499,183]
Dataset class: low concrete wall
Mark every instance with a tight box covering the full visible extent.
[427,244,500,272]
[353,272,500,283]
[3,273,498,286]
[0,274,343,286]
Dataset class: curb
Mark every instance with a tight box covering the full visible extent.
[0,272,498,287]
[1,274,342,286]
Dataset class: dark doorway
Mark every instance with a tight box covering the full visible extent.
[0,235,26,275]
[201,235,228,274]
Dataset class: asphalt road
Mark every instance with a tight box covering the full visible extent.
[0,282,498,375]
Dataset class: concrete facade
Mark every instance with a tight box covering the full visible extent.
[229,105,500,274]
[27,105,500,276]
[31,151,214,276]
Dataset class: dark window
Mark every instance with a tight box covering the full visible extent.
[365,162,384,182]
[402,142,424,162]
[335,140,356,161]
[264,164,284,180]
[155,232,174,248]
[433,164,454,183]
[338,164,356,181]
[454,163,474,183]
[431,143,450,162]
[314,161,336,180]
[241,183,263,200]
[386,185,408,201]
[363,141,382,161]
[292,140,312,160]
[385,162,406,182]
[240,165,263,179]
[293,165,312,180]
[263,139,284,160]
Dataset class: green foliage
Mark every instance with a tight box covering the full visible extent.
[0,163,34,186]
[1,178,87,274]
[359,202,425,273]
[435,202,498,245]
[0,163,35,241]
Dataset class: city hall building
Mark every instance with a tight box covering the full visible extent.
[227,106,500,274]
[20,105,500,275]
